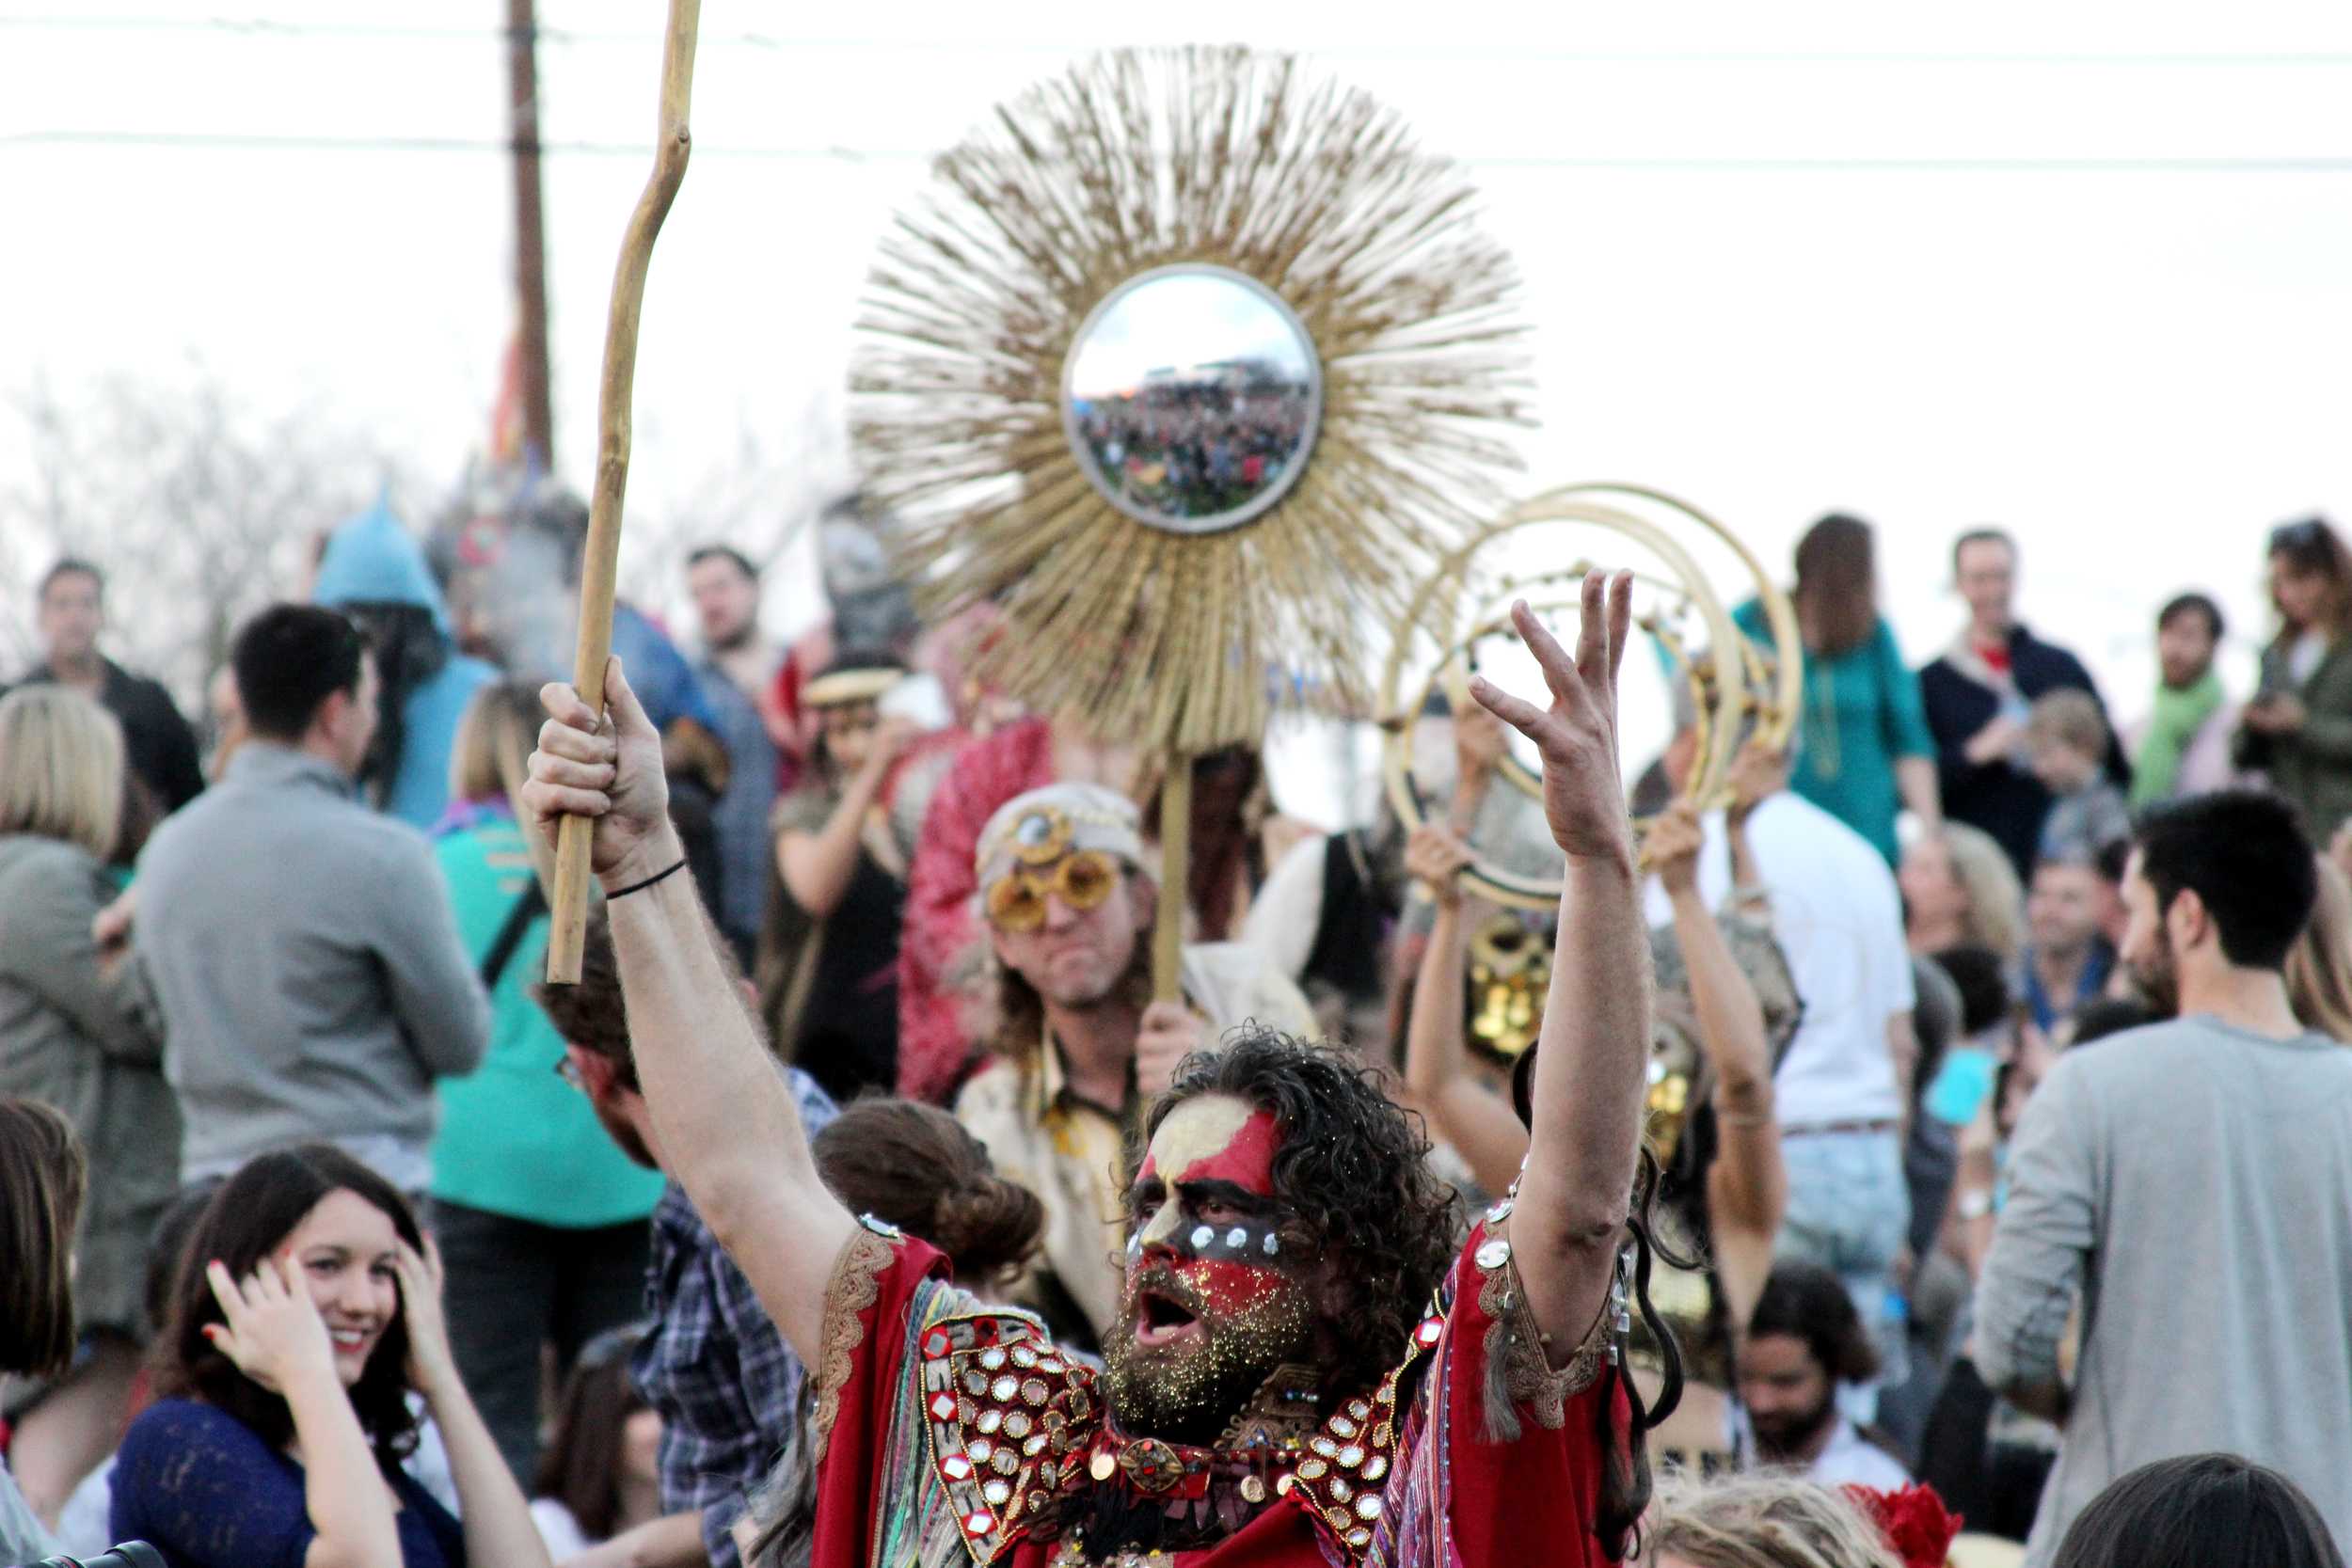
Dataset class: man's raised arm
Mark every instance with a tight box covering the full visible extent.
[522,658,854,1366]
[1467,572,1652,1360]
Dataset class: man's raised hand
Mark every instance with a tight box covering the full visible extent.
[522,657,676,889]
[1647,799,1707,897]
[1467,570,1635,868]
[1405,823,1475,910]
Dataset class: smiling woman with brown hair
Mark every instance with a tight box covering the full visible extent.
[110,1147,553,1568]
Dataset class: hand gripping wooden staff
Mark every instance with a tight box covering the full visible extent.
[545,0,701,985]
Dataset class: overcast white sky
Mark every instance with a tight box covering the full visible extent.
[5,1,2349,801]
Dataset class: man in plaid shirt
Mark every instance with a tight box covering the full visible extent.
[541,918,838,1567]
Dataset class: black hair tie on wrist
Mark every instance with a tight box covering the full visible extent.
[606,857,689,900]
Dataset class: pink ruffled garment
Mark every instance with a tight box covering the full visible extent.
[895,718,1057,1103]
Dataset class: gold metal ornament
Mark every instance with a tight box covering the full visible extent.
[1380,483,1803,911]
[1467,914,1550,1060]
[853,45,1530,756]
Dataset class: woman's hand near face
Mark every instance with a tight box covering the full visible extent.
[204,1257,339,1396]
[864,715,920,778]
[392,1237,460,1398]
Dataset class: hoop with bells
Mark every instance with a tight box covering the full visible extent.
[1378,483,1804,911]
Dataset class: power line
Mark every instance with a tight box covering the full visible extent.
[0,129,902,158]
[7,16,2352,67]
[8,129,2352,173]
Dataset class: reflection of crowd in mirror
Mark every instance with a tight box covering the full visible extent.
[1074,361,1310,519]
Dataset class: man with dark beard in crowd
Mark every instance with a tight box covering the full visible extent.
[519,573,1661,1566]
[1977,790,2352,1564]
[1731,1262,1910,1488]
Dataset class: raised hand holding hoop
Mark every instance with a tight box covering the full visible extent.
[1380,484,1803,911]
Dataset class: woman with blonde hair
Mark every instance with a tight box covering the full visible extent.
[425,680,665,1483]
[2286,854,2352,1044]
[1900,822,2026,965]
[0,687,176,1526]
[1644,1474,1900,1568]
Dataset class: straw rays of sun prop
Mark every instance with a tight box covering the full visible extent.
[850,45,1534,755]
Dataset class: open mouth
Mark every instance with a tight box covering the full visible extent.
[1134,1289,1203,1351]
[327,1326,376,1356]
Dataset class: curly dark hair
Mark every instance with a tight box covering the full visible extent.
[1748,1260,1879,1386]
[1132,1026,1460,1404]
[151,1147,424,1470]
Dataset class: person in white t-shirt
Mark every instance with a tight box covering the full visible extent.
[1645,735,1918,1409]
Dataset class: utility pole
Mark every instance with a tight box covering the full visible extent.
[507,0,556,469]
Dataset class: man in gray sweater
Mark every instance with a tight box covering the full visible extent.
[135,604,489,1194]
[1977,790,2352,1563]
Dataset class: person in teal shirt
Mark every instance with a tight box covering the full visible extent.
[1736,514,1943,863]
[426,682,668,1483]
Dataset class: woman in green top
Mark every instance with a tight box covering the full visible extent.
[426,682,668,1484]
[1734,514,1942,863]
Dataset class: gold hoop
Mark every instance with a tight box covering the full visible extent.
[1378,484,1803,910]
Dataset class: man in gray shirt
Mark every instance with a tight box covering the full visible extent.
[1977,790,2352,1563]
[135,605,490,1193]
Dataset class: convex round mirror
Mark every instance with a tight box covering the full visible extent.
[1062,264,1323,535]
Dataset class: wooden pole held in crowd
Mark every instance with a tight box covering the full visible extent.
[545,0,701,985]
[1152,752,1191,1004]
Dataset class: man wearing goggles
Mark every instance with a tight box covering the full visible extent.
[953,783,1313,1354]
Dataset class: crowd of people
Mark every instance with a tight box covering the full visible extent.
[1070,371,1313,520]
[0,498,2346,1568]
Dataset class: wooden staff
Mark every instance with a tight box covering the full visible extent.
[1152,751,1191,1003]
[545,0,702,985]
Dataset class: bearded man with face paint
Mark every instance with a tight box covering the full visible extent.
[520,569,1661,1567]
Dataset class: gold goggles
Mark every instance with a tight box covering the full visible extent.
[984,849,1120,933]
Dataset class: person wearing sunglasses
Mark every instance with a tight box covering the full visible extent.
[950,782,1314,1354]
[2238,516,2352,843]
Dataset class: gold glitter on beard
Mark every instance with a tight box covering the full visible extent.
[1102,1265,1317,1449]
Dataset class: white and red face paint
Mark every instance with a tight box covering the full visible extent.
[1106,1095,1318,1445]
[1129,1100,1295,1306]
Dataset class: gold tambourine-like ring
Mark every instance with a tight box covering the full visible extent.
[1379,484,1803,911]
